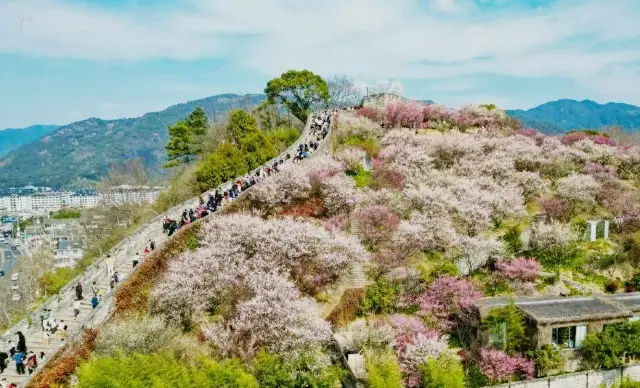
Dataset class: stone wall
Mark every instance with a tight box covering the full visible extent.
[488,365,640,388]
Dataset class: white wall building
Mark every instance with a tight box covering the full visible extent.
[0,187,162,214]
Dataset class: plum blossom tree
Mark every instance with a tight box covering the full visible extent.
[321,173,359,215]
[351,205,400,249]
[530,221,578,250]
[495,257,541,282]
[413,276,482,332]
[203,272,332,360]
[150,214,368,324]
[335,147,367,172]
[456,236,504,275]
[477,347,534,383]
[556,173,601,203]
[540,197,570,221]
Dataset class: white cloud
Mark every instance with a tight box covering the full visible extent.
[432,0,460,13]
[0,0,639,104]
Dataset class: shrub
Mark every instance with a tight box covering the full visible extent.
[476,347,534,383]
[253,349,345,388]
[556,173,601,204]
[39,267,77,295]
[267,127,300,152]
[356,106,381,121]
[540,197,570,221]
[420,353,466,388]
[359,278,398,315]
[336,319,395,352]
[495,258,541,283]
[76,353,257,388]
[502,226,522,255]
[194,141,249,192]
[327,288,366,327]
[94,315,181,357]
[365,350,404,388]
[603,377,640,388]
[482,303,527,354]
[526,344,564,377]
[581,321,640,369]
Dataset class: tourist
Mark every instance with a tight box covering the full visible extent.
[144,246,150,254]
[91,281,99,296]
[132,252,139,268]
[91,294,99,309]
[106,254,115,277]
[43,329,50,346]
[26,351,37,375]
[59,322,68,342]
[39,351,46,361]
[16,332,26,354]
[12,351,25,375]
[149,240,155,251]
[0,350,7,374]
[113,272,119,284]
[109,277,115,292]
[73,299,81,320]
[75,282,83,300]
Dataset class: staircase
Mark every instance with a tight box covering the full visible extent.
[0,110,337,387]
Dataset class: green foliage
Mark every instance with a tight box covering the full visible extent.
[253,349,344,388]
[526,344,564,377]
[185,106,209,137]
[419,255,459,283]
[166,107,212,166]
[268,127,301,153]
[531,245,581,269]
[238,131,277,170]
[479,104,497,110]
[227,110,260,143]
[349,168,373,188]
[582,321,640,369]
[502,226,522,254]
[76,353,258,388]
[50,210,81,219]
[340,136,381,157]
[365,350,404,388]
[420,353,466,388]
[194,142,249,193]
[359,278,398,315]
[482,302,526,354]
[464,365,488,388]
[600,377,640,388]
[265,69,329,123]
[39,267,77,295]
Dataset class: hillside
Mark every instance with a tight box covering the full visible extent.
[0,124,59,158]
[507,99,640,133]
[0,94,266,189]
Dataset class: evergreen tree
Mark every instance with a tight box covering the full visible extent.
[165,107,210,167]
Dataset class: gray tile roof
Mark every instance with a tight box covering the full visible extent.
[481,294,639,324]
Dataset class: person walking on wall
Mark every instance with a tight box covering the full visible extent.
[132,252,139,268]
[75,282,83,300]
[106,254,115,277]
[73,299,81,320]
[16,332,26,354]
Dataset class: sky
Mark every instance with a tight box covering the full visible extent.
[0,0,639,128]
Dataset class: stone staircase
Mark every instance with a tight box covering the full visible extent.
[0,110,337,387]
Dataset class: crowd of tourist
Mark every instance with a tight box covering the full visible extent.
[0,110,337,388]
[161,109,334,236]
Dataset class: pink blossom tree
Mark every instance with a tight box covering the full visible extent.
[413,276,482,332]
[495,257,541,282]
[351,205,400,249]
[477,347,534,383]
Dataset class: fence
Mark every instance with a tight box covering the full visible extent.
[489,364,640,388]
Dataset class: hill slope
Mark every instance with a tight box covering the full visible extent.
[506,99,640,134]
[0,94,266,189]
[0,125,59,158]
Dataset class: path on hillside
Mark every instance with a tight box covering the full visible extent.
[0,110,337,387]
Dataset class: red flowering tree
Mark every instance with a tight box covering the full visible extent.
[477,347,534,383]
[352,205,400,249]
[356,106,381,121]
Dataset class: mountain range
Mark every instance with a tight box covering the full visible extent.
[506,99,640,134]
[0,94,265,189]
[0,125,59,158]
[0,96,638,190]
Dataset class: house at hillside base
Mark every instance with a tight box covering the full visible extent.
[480,293,640,371]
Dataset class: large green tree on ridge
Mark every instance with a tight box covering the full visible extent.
[264,70,329,123]
[165,107,209,167]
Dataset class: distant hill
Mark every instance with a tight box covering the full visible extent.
[0,94,266,189]
[506,99,640,134]
[0,125,59,158]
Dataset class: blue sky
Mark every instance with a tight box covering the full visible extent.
[1,0,639,128]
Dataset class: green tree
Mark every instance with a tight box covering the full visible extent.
[227,109,260,143]
[359,278,398,315]
[365,350,403,388]
[482,302,526,354]
[526,344,564,377]
[421,353,466,388]
[194,142,248,192]
[165,107,210,166]
[253,349,344,388]
[264,70,329,123]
